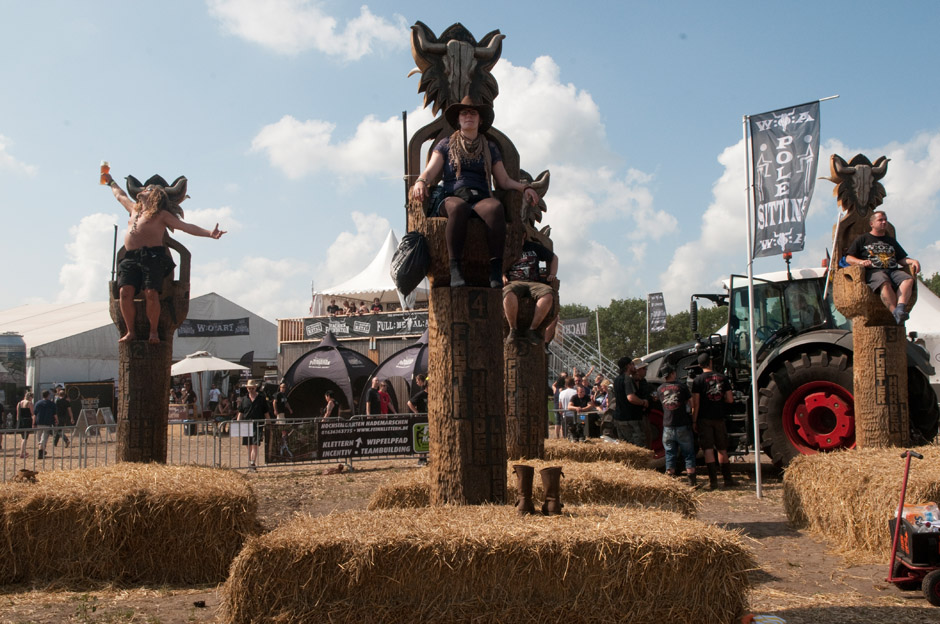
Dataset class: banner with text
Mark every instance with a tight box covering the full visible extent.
[749,101,820,258]
[264,415,429,464]
[648,292,667,333]
[302,311,428,340]
[177,317,250,337]
[559,317,589,337]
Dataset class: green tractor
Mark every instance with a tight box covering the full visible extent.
[642,266,939,467]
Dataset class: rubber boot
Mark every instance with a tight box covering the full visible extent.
[687,471,697,488]
[489,257,503,288]
[706,462,719,491]
[721,462,737,488]
[539,466,564,515]
[449,259,466,287]
[513,464,537,515]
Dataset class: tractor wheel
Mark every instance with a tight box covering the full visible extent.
[892,561,921,591]
[758,349,854,468]
[922,569,940,606]
[909,368,940,444]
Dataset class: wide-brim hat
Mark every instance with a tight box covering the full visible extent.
[246,379,260,389]
[444,96,494,133]
[631,358,648,370]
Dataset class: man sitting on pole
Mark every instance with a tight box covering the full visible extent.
[502,238,558,345]
[844,210,921,324]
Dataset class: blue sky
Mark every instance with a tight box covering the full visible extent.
[2,1,940,321]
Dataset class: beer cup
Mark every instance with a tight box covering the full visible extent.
[99,161,110,185]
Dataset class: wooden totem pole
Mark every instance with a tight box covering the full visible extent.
[406,22,537,504]
[108,178,191,463]
[504,171,556,460]
[827,154,915,447]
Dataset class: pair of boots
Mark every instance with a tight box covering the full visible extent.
[450,257,503,289]
[705,462,737,490]
[513,464,564,516]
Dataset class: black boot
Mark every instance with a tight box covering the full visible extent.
[449,259,466,287]
[489,257,503,288]
[721,462,737,488]
[513,464,537,515]
[706,462,719,490]
[687,471,698,488]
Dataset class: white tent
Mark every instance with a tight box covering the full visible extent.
[312,230,429,315]
[0,293,276,393]
[906,282,940,389]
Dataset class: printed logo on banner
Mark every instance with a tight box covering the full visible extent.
[327,321,350,335]
[395,357,416,369]
[559,318,589,337]
[307,357,331,368]
[353,321,371,334]
[413,423,430,453]
[750,101,820,258]
[305,322,324,337]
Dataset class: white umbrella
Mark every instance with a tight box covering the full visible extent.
[171,351,248,376]
[171,352,248,416]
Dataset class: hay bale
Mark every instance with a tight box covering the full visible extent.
[220,505,753,624]
[0,463,257,585]
[544,438,653,467]
[369,461,696,517]
[783,447,940,557]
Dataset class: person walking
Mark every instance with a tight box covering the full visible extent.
[33,390,57,460]
[16,392,34,459]
[237,379,271,471]
[53,388,73,448]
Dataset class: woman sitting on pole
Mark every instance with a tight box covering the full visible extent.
[410,96,539,288]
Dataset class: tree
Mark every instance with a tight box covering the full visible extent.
[922,272,940,298]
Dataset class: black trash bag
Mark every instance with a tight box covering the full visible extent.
[390,231,430,297]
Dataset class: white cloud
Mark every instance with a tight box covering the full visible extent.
[191,256,313,322]
[58,213,120,303]
[251,108,434,181]
[320,211,391,284]
[206,0,408,59]
[181,206,241,232]
[0,134,37,176]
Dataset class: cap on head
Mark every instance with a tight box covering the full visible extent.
[697,352,711,367]
[660,363,676,378]
[246,379,260,389]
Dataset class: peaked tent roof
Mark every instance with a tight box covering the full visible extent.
[317,230,429,308]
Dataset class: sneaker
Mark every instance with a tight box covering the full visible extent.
[506,328,519,344]
[524,328,542,345]
[248,462,257,472]
[893,304,909,324]
[37,450,45,460]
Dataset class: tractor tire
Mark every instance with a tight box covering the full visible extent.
[922,569,940,606]
[909,368,940,444]
[758,349,854,468]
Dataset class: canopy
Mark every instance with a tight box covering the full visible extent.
[281,333,377,415]
[312,230,429,314]
[359,329,429,410]
[171,351,248,376]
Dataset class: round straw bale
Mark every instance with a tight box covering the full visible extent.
[220,505,753,624]
[0,463,257,585]
[783,446,940,558]
[369,461,696,516]
[543,438,653,467]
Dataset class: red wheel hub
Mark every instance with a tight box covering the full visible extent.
[782,380,855,454]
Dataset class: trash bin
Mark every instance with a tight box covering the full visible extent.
[184,420,197,436]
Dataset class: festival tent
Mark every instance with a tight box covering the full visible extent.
[310,230,429,315]
[0,293,276,394]
[359,329,429,412]
[905,283,940,392]
[281,332,377,417]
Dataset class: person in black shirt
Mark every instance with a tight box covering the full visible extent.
[407,374,428,414]
[691,353,735,489]
[655,365,695,487]
[502,239,558,345]
[612,357,648,447]
[237,379,271,470]
[273,383,293,422]
[53,389,73,448]
[845,210,921,324]
[364,378,382,415]
[568,384,595,442]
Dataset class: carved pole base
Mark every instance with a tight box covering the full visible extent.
[852,324,909,448]
[428,287,507,505]
[504,297,547,460]
[117,340,173,463]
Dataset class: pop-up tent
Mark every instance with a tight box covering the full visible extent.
[359,329,429,411]
[281,332,377,417]
[311,230,429,315]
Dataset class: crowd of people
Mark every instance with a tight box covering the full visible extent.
[325,297,387,316]
[0,386,76,460]
[552,353,738,491]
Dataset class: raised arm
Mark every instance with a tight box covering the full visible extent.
[102,174,137,214]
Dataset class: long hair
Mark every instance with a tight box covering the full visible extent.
[139,186,168,218]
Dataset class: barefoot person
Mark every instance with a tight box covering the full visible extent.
[103,172,226,343]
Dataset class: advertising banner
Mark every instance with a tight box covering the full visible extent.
[749,101,820,258]
[177,317,250,337]
[265,415,429,464]
[302,311,428,340]
[648,292,667,333]
[559,317,589,337]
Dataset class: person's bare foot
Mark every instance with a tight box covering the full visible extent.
[118,332,136,343]
[148,333,160,344]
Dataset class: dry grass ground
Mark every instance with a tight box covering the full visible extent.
[0,458,938,623]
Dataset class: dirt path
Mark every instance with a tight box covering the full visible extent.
[0,460,937,623]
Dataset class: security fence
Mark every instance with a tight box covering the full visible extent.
[0,413,430,482]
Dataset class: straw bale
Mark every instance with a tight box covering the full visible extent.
[544,438,653,467]
[0,463,257,586]
[783,446,940,557]
[368,461,696,517]
[220,505,753,624]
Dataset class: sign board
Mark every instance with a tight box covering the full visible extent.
[177,317,250,337]
[74,409,95,438]
[559,317,589,337]
[97,407,115,425]
[302,311,428,340]
[264,415,429,464]
[230,421,254,438]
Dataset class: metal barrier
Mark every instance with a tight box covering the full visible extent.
[0,414,430,482]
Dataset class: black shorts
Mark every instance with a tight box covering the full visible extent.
[117,247,176,295]
[697,418,729,451]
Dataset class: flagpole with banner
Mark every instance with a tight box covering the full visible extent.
[743,98,831,498]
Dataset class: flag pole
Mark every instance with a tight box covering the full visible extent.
[743,114,763,499]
